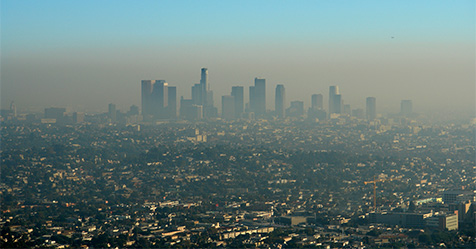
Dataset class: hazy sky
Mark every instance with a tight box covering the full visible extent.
[1,0,475,116]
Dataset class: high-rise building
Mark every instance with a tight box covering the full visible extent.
[194,105,203,120]
[366,97,376,120]
[200,68,208,106]
[180,97,193,119]
[311,94,323,110]
[275,84,285,118]
[205,91,217,118]
[255,78,266,115]
[329,86,340,114]
[108,103,116,121]
[192,83,202,105]
[221,95,235,120]
[152,80,168,118]
[231,86,244,118]
[190,68,216,118]
[167,86,177,119]
[332,94,342,114]
[248,78,266,116]
[141,80,154,117]
[401,100,413,116]
[141,80,177,121]
[249,85,255,114]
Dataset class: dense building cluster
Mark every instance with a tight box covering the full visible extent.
[1,112,475,247]
[138,68,414,121]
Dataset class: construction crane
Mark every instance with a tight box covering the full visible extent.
[364,176,397,211]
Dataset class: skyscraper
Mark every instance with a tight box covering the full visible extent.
[249,85,255,114]
[275,84,285,118]
[221,95,235,120]
[152,80,168,119]
[255,78,266,115]
[253,78,266,115]
[108,103,116,122]
[401,100,413,116]
[329,86,340,114]
[141,79,177,121]
[200,68,208,107]
[366,97,376,120]
[332,93,342,115]
[190,68,216,118]
[167,86,177,119]
[231,86,244,118]
[141,80,154,117]
[311,94,323,110]
[191,83,202,105]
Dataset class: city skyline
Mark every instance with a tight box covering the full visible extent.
[1,1,475,118]
[0,63,468,120]
[143,68,393,121]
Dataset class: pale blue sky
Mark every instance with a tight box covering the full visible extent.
[1,0,475,115]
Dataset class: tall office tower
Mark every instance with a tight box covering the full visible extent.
[194,105,203,120]
[108,103,116,121]
[231,86,244,118]
[254,78,266,115]
[192,83,202,105]
[205,90,218,117]
[401,100,413,116]
[152,80,168,119]
[329,86,340,114]
[366,97,377,120]
[141,80,154,117]
[275,84,285,118]
[222,95,235,120]
[189,68,216,118]
[180,97,193,119]
[308,95,326,121]
[249,86,256,113]
[200,68,208,106]
[311,94,323,110]
[332,94,342,114]
[167,86,177,119]
[142,79,177,120]
[206,90,214,108]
